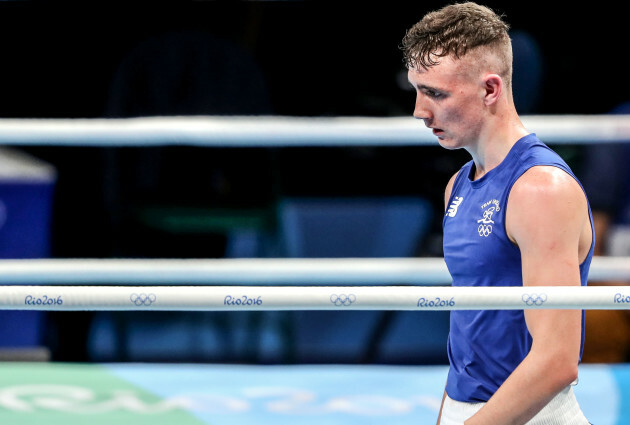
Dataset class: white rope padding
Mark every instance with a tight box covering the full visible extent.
[0,257,627,285]
[2,285,630,311]
[1,115,630,147]
[0,258,451,285]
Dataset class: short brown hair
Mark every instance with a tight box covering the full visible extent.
[401,2,512,82]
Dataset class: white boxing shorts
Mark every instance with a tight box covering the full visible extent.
[439,385,590,425]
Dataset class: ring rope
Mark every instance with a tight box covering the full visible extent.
[3,285,630,311]
[0,258,450,285]
[0,257,627,285]
[1,115,630,146]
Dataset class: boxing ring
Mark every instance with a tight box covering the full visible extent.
[1,115,630,424]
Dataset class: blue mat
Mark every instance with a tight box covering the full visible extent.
[0,363,626,424]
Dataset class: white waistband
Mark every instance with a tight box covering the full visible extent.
[440,386,590,425]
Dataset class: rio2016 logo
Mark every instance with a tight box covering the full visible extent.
[224,295,263,306]
[417,297,455,308]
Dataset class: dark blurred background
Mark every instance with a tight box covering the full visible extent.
[0,0,628,365]
[2,0,625,258]
[0,1,628,119]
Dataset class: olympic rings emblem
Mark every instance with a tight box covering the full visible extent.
[130,293,157,306]
[522,293,548,306]
[478,224,493,237]
[330,294,356,306]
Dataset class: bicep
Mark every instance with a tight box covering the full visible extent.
[506,167,587,287]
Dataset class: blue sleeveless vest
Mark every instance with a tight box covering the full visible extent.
[442,133,594,402]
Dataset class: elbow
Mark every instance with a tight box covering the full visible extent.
[531,343,580,389]
[548,355,579,389]
[557,362,579,387]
